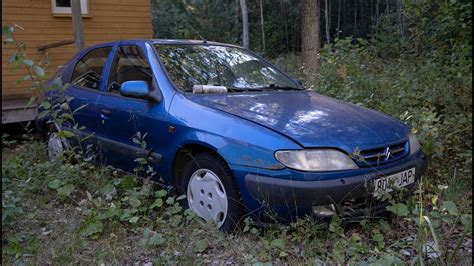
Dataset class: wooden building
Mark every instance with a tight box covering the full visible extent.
[2,0,153,123]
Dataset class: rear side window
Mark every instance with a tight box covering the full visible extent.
[71,47,112,90]
[107,45,153,93]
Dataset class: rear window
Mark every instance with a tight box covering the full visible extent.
[71,47,112,90]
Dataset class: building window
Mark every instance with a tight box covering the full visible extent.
[51,0,89,15]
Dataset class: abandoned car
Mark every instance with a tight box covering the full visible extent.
[36,40,427,231]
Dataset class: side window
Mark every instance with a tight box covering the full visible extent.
[107,45,153,93]
[71,47,112,90]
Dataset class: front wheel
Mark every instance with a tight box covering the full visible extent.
[179,153,244,232]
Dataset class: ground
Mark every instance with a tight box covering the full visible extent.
[2,128,472,264]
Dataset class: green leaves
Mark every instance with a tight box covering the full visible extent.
[364,255,403,266]
[129,196,141,208]
[442,201,459,216]
[270,238,285,250]
[2,25,13,36]
[150,198,163,209]
[8,53,19,64]
[149,232,165,246]
[140,228,165,248]
[48,178,74,198]
[193,239,208,253]
[386,203,409,217]
[154,189,167,198]
[48,179,62,190]
[79,220,103,239]
[32,65,45,77]
[58,130,75,138]
[57,184,75,198]
[461,214,472,232]
[40,101,51,110]
[129,216,139,224]
[22,59,33,66]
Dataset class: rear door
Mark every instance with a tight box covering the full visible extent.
[67,46,113,150]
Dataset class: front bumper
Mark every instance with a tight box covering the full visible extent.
[232,151,428,222]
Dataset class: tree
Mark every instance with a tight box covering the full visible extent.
[324,0,331,44]
[240,0,249,48]
[259,0,265,52]
[301,0,320,89]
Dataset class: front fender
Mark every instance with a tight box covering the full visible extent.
[167,93,301,170]
[175,130,287,170]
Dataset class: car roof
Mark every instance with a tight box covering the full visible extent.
[85,39,243,51]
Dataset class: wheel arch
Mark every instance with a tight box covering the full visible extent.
[171,142,229,188]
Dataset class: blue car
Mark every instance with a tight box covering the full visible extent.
[36,40,427,231]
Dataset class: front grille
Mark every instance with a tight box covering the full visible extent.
[355,141,409,167]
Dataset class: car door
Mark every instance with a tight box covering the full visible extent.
[94,44,166,172]
[67,46,113,151]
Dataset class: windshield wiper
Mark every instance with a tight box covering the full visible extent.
[184,84,301,93]
[252,84,302,91]
[227,84,301,92]
[226,86,265,92]
[183,86,264,93]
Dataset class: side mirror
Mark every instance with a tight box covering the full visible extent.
[120,81,161,103]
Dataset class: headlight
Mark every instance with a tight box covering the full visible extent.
[409,133,422,155]
[274,149,359,171]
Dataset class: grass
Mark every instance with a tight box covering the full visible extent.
[2,133,472,264]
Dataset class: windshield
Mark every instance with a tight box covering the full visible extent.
[154,44,299,92]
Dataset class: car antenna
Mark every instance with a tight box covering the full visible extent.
[183,19,207,43]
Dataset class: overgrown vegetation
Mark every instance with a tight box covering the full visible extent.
[2,139,472,264]
[275,0,472,186]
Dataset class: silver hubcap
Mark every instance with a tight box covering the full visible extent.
[47,132,65,160]
[187,169,228,228]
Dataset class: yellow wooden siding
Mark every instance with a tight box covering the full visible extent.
[2,0,152,98]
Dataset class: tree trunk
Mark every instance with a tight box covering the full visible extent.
[281,0,290,51]
[240,0,249,49]
[301,0,320,89]
[259,0,266,51]
[324,0,330,44]
[375,0,379,27]
[353,0,357,36]
[337,0,342,37]
[397,0,404,37]
[235,0,240,42]
[371,0,374,25]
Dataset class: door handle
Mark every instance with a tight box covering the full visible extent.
[100,109,111,116]
[100,109,111,120]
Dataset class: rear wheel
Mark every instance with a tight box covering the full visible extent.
[179,153,244,232]
[45,124,69,160]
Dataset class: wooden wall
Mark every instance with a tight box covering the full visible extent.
[2,0,152,99]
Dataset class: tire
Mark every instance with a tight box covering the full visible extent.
[178,152,244,232]
[45,123,68,161]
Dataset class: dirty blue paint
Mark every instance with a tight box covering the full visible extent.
[36,39,427,221]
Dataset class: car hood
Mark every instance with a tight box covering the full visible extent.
[185,91,409,152]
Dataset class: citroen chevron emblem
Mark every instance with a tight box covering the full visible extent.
[383,147,392,161]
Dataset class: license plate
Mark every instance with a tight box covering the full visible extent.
[373,168,416,196]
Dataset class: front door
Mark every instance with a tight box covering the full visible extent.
[94,44,165,173]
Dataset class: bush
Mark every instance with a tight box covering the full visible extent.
[274,1,472,184]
